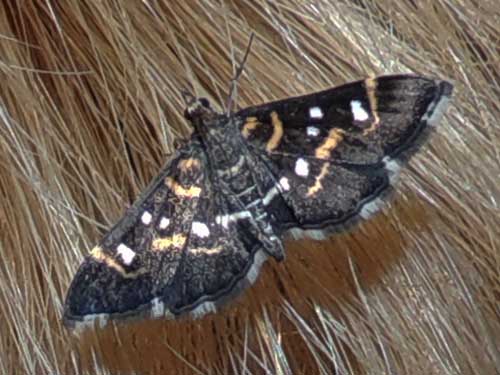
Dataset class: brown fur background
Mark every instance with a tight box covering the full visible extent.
[0,1,498,374]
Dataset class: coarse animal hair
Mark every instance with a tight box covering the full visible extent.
[0,1,498,374]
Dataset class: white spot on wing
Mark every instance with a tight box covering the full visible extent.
[117,244,136,265]
[215,215,229,228]
[279,177,290,191]
[350,100,369,121]
[295,158,309,177]
[307,126,320,136]
[192,221,210,237]
[309,106,323,119]
[158,217,170,230]
[141,211,152,225]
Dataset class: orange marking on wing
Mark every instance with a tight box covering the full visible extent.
[90,247,144,278]
[242,117,260,138]
[152,234,187,251]
[190,246,223,255]
[307,162,330,197]
[165,177,202,198]
[179,158,200,172]
[266,111,284,153]
[363,77,380,135]
[315,128,345,159]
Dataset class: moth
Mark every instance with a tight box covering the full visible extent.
[63,74,453,329]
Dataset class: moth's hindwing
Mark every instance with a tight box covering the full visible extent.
[237,75,453,237]
[63,139,270,328]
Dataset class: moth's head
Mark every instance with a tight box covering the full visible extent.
[182,91,216,123]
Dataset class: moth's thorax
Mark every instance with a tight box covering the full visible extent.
[186,99,286,259]
[199,115,244,165]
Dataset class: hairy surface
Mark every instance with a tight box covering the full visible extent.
[0,1,498,374]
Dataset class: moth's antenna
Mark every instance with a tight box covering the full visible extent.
[226,32,255,117]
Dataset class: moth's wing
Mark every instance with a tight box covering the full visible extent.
[163,191,269,319]
[63,140,204,327]
[262,157,392,236]
[63,139,270,328]
[238,75,452,164]
[237,75,453,235]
